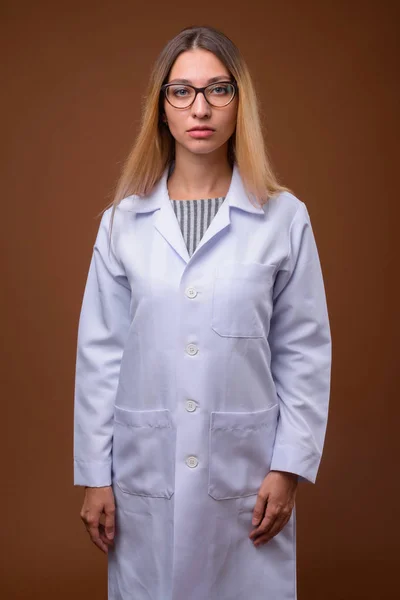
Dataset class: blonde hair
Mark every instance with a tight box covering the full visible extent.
[104,25,294,239]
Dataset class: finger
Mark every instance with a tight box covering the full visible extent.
[86,518,108,553]
[88,523,109,553]
[104,506,115,540]
[249,505,279,540]
[99,523,114,547]
[98,510,115,546]
[91,534,109,554]
[89,528,109,553]
[251,493,268,527]
[253,513,291,547]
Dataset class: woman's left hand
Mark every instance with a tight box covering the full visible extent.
[249,470,299,547]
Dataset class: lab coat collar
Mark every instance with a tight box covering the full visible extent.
[121,163,266,263]
[126,163,266,215]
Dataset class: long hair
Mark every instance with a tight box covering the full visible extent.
[104,25,293,240]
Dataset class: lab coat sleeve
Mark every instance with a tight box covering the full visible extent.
[268,202,332,484]
[73,207,131,487]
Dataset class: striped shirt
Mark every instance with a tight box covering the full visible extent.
[170,197,226,257]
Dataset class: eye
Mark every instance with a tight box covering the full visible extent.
[171,86,190,97]
[209,84,232,95]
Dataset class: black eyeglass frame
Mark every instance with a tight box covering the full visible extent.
[160,80,238,109]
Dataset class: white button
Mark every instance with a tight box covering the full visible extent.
[185,287,198,299]
[185,400,197,412]
[186,343,198,356]
[186,456,199,468]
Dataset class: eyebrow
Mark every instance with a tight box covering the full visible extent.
[168,75,231,85]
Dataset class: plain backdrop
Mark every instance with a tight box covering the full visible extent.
[1,1,398,598]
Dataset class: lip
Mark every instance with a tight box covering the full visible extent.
[187,128,215,139]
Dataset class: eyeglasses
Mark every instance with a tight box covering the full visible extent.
[161,81,237,109]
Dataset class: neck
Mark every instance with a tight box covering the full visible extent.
[167,146,233,200]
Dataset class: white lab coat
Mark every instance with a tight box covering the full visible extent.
[74,163,332,600]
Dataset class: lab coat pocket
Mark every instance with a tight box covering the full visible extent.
[211,261,276,338]
[112,406,175,499]
[208,403,279,500]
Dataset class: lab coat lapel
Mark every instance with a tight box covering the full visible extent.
[154,192,191,264]
[192,164,265,257]
[129,169,191,263]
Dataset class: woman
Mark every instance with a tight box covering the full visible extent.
[74,25,332,600]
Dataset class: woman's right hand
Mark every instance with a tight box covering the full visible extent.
[80,485,116,553]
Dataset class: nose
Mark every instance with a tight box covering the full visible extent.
[191,91,211,118]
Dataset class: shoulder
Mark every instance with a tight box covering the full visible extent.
[266,190,309,229]
[95,195,138,246]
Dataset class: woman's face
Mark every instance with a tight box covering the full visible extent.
[163,48,238,157]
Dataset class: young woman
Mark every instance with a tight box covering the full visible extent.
[74,25,332,600]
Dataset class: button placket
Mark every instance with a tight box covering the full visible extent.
[183,285,200,472]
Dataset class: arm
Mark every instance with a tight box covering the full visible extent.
[73,207,131,487]
[250,201,331,546]
[268,202,332,484]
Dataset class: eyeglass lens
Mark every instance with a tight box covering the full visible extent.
[165,83,235,108]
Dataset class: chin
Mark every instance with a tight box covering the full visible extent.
[178,139,226,156]
[188,146,219,155]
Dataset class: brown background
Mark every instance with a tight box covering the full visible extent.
[1,1,398,598]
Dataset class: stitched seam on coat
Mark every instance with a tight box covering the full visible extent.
[211,423,271,432]
[114,422,171,429]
